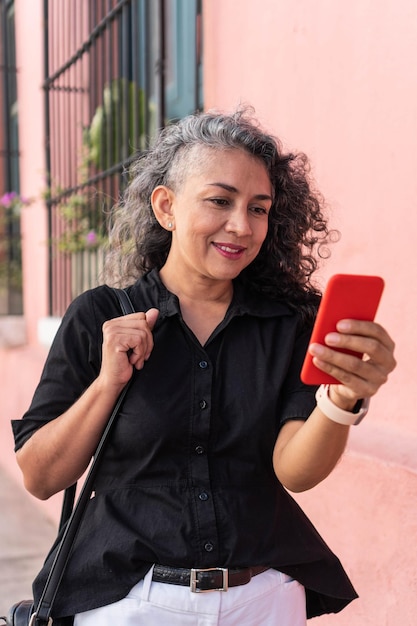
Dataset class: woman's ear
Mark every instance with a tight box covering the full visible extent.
[151,185,175,231]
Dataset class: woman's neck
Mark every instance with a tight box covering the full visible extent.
[159,266,233,345]
[159,265,233,308]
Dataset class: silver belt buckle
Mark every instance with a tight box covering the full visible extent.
[190,567,229,592]
[29,615,52,626]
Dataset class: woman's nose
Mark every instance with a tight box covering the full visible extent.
[225,207,252,236]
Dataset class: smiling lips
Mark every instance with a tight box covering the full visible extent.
[213,242,246,259]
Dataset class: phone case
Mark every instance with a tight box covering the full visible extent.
[300,274,385,385]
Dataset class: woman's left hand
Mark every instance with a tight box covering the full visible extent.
[308,319,396,407]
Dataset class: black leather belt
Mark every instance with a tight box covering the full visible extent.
[152,565,269,592]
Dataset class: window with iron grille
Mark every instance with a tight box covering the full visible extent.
[0,0,23,315]
[43,0,203,317]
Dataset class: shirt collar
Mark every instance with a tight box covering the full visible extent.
[229,277,294,319]
[132,268,293,321]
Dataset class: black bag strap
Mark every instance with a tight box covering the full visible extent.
[33,288,136,625]
[57,288,136,533]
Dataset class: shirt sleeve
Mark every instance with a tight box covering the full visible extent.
[278,316,318,427]
[11,286,117,451]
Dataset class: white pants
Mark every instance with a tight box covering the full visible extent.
[74,566,306,626]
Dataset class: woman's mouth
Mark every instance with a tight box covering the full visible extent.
[212,242,246,259]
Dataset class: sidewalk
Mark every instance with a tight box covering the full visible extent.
[0,465,57,618]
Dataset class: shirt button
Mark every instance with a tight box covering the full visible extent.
[199,400,207,410]
[199,492,209,501]
[195,445,205,455]
[198,360,208,369]
[204,542,214,552]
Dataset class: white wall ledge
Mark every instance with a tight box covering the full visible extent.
[0,316,27,348]
[38,316,62,347]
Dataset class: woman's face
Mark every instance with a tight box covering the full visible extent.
[157,147,273,286]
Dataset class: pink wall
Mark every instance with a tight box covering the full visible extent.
[16,0,49,342]
[0,344,63,520]
[203,0,415,427]
[203,0,416,623]
[0,0,61,520]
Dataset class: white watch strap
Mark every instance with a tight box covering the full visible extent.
[315,384,370,426]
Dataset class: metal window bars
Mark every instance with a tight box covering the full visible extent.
[43,0,202,317]
[0,0,22,315]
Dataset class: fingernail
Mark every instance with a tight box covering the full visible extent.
[325,333,341,345]
[337,320,351,331]
[309,343,325,356]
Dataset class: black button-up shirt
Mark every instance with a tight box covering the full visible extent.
[13,270,357,618]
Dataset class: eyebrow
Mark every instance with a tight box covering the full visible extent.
[207,182,272,201]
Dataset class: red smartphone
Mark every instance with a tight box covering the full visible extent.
[300,274,385,385]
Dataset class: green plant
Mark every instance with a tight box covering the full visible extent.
[0,191,29,215]
[82,78,146,170]
[48,78,151,255]
[53,192,108,254]
[52,78,147,255]
[0,192,26,290]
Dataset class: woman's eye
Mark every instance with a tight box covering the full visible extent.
[210,198,229,207]
[250,206,268,215]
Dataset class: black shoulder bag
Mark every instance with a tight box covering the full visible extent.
[1,288,136,626]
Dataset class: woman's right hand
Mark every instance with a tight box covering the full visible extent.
[100,308,159,388]
[16,307,160,500]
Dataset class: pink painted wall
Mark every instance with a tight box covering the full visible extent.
[16,0,49,342]
[0,0,62,520]
[203,0,417,623]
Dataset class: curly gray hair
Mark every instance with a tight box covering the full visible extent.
[104,107,335,318]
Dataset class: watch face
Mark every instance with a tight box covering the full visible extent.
[353,398,370,425]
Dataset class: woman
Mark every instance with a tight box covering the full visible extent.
[13,109,396,625]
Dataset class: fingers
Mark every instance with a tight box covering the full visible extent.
[127,310,158,368]
[101,309,159,383]
[308,320,396,399]
[333,319,395,356]
[145,308,159,331]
